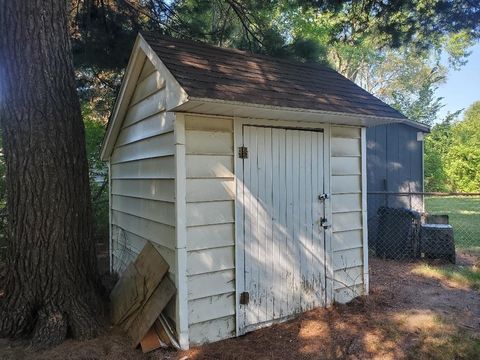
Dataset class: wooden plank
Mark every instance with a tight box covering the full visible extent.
[332,229,363,251]
[331,137,360,157]
[292,130,301,314]
[185,115,233,132]
[332,193,362,213]
[331,156,361,175]
[187,269,235,300]
[111,210,175,249]
[304,131,314,309]
[256,126,267,323]
[186,130,233,155]
[278,127,288,317]
[298,130,307,311]
[112,195,175,226]
[127,275,176,348]
[333,247,363,271]
[131,71,165,106]
[186,201,234,226]
[285,129,295,316]
[265,127,274,321]
[112,179,175,202]
[110,263,143,325]
[111,132,175,164]
[186,178,235,202]
[188,293,235,325]
[140,327,163,353]
[271,128,282,319]
[186,155,234,178]
[186,223,234,251]
[111,242,169,326]
[111,156,175,179]
[123,90,166,128]
[332,211,362,232]
[331,126,361,139]
[116,113,173,147]
[187,246,235,276]
[331,175,361,194]
[188,316,235,345]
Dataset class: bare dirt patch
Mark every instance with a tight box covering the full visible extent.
[1,258,479,359]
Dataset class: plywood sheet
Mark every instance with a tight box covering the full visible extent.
[110,242,169,326]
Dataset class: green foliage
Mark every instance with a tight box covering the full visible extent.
[82,99,109,242]
[444,102,480,192]
[425,102,480,192]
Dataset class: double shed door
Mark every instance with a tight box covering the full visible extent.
[240,125,327,332]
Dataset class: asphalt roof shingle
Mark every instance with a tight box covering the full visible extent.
[142,33,406,120]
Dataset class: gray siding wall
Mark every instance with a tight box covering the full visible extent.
[367,124,424,245]
[183,115,236,345]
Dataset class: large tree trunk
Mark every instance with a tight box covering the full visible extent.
[0,0,104,346]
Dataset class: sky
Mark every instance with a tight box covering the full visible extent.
[435,41,480,121]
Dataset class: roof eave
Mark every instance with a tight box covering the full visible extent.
[173,97,427,129]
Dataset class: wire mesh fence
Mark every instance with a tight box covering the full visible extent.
[368,192,480,262]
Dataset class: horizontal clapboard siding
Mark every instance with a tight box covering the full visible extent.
[111,156,175,179]
[111,179,175,202]
[109,58,177,315]
[189,316,235,345]
[331,126,365,304]
[186,154,234,178]
[111,132,175,164]
[116,113,174,147]
[184,115,236,345]
[112,195,175,226]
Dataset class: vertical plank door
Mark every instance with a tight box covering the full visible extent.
[241,126,326,332]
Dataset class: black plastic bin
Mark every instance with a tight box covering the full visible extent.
[420,224,455,263]
[376,206,421,260]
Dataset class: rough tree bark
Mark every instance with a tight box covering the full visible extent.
[0,0,104,346]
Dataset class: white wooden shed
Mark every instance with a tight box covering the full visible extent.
[101,33,416,349]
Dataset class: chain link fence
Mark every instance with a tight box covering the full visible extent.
[368,192,480,262]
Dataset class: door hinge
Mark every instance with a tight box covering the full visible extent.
[239,291,250,305]
[238,146,248,159]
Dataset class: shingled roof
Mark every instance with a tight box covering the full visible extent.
[141,33,406,120]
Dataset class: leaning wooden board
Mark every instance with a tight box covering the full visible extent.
[128,275,176,348]
[110,241,174,347]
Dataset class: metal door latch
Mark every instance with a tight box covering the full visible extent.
[320,217,331,229]
[318,193,329,201]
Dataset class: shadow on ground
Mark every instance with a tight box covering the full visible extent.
[1,257,479,360]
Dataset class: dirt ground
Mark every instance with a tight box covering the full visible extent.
[1,256,479,360]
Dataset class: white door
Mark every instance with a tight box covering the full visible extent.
[240,125,326,332]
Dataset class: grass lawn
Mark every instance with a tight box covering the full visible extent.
[413,263,480,291]
[425,196,480,250]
